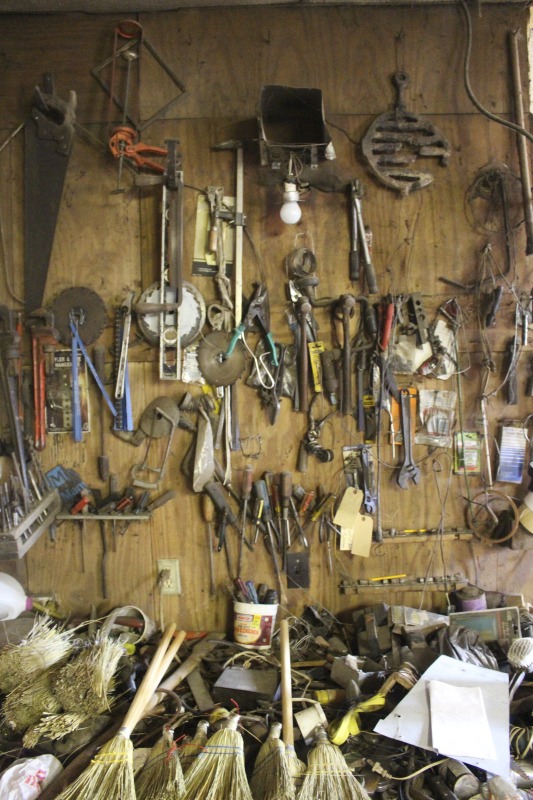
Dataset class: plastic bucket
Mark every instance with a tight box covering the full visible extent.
[233,601,278,649]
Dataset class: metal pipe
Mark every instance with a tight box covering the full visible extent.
[508,31,533,255]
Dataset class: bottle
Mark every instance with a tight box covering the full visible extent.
[0,573,33,620]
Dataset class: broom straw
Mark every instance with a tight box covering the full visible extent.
[279,619,306,788]
[135,724,185,800]
[249,720,295,800]
[298,726,371,800]
[56,624,186,800]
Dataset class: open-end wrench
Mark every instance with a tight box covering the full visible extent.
[397,388,421,489]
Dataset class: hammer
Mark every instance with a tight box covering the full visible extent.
[212,140,245,325]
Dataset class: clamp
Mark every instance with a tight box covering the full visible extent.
[225,282,278,366]
[108,126,168,173]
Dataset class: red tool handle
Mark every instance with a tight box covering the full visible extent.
[379,302,395,351]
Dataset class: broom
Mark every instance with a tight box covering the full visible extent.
[179,719,209,773]
[249,720,295,800]
[279,619,306,790]
[135,724,185,800]
[55,624,186,800]
[181,711,253,800]
[298,726,372,800]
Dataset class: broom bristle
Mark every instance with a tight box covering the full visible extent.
[285,744,306,791]
[298,728,371,800]
[250,721,295,800]
[180,719,209,773]
[182,714,253,800]
[135,726,186,800]
[0,617,73,693]
[55,730,136,800]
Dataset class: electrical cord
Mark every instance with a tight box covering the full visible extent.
[459,0,533,143]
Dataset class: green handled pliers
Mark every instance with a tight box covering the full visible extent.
[225,282,278,366]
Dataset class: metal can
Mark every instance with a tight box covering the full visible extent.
[439,758,480,800]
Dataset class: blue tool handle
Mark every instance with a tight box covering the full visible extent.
[69,321,117,417]
[225,324,245,357]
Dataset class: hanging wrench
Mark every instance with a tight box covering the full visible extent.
[397,388,421,489]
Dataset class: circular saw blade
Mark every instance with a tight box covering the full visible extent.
[136,281,206,347]
[50,286,106,346]
[198,331,245,387]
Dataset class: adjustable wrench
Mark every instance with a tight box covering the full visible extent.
[397,388,421,489]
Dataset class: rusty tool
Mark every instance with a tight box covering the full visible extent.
[361,71,450,196]
[336,294,356,415]
[24,74,76,311]
[296,296,312,411]
[254,479,286,602]
[397,388,421,489]
[508,31,533,256]
[27,309,58,451]
[238,464,254,577]
[93,344,110,482]
[202,493,217,596]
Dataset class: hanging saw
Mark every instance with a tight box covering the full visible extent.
[24,74,76,312]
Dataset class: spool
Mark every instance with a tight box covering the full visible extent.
[233,601,278,650]
[455,585,487,611]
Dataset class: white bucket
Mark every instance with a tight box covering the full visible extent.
[233,601,278,649]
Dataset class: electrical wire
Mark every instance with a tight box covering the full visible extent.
[458,0,533,143]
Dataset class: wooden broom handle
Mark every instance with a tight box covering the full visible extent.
[280,618,294,748]
[122,624,182,733]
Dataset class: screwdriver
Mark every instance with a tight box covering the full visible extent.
[238,464,254,577]
[93,344,110,482]
[280,471,293,554]
[252,496,264,545]
[202,493,216,596]
[254,479,286,603]
[264,471,281,548]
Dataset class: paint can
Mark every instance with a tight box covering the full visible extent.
[456,585,487,611]
[233,601,278,649]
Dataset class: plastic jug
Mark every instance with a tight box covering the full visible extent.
[0,573,33,620]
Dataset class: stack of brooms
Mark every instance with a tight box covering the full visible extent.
[54,623,186,800]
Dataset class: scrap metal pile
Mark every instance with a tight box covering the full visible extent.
[0,598,531,800]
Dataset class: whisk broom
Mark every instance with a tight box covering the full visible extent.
[55,624,186,800]
[135,724,185,800]
[298,726,372,800]
[250,720,295,800]
[181,711,253,800]
[279,619,305,790]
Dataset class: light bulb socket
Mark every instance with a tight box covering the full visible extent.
[282,181,300,203]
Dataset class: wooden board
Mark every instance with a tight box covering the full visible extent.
[0,5,532,633]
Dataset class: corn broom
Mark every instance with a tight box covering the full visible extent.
[55,624,186,800]
[135,724,185,800]
[181,712,253,800]
[250,720,294,800]
[279,619,305,790]
[298,726,371,800]
[179,719,209,773]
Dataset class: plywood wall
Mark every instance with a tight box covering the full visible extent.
[1,4,533,633]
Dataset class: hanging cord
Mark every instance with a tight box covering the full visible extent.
[458,0,533,143]
[418,454,453,610]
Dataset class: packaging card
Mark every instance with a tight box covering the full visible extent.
[333,487,363,529]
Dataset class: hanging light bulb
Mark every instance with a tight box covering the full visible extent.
[279,155,302,224]
[280,178,302,224]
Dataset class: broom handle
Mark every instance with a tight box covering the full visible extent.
[280,618,294,748]
[121,624,179,734]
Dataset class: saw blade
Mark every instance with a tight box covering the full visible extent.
[50,286,107,346]
[198,331,245,387]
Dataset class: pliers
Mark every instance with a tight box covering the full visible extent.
[226,282,278,366]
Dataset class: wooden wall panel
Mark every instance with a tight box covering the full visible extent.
[1,5,533,634]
